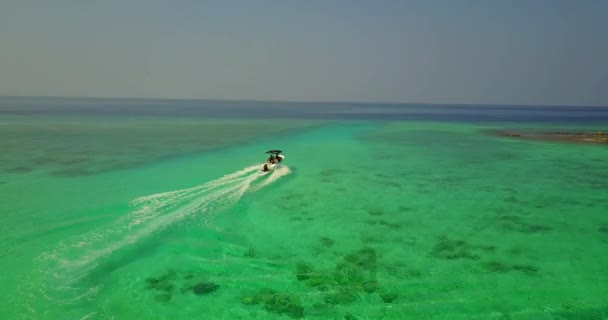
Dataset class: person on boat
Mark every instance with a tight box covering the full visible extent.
[268,154,275,164]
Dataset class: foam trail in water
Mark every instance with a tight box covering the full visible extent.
[252,165,292,191]
[31,163,289,307]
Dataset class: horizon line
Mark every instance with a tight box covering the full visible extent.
[1,94,607,109]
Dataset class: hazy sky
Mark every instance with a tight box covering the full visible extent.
[1,1,607,106]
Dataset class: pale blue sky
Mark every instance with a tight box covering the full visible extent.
[1,1,606,106]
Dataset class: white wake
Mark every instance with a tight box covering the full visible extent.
[29,163,291,309]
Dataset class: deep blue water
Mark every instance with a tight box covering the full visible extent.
[1,96,608,123]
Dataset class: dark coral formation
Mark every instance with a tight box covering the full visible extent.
[145,269,220,303]
[496,215,551,234]
[241,289,305,319]
[304,271,334,291]
[364,219,402,229]
[511,264,539,276]
[431,236,480,260]
[377,219,402,229]
[190,282,219,295]
[154,292,172,303]
[599,225,608,234]
[324,289,359,305]
[482,261,539,276]
[368,209,384,216]
[344,312,359,320]
[406,269,424,278]
[146,269,177,291]
[244,246,258,258]
[483,261,511,273]
[320,237,335,247]
[146,269,178,302]
[5,166,32,174]
[294,248,381,306]
[240,247,399,317]
[551,305,608,319]
[379,181,402,189]
[399,206,413,213]
[431,236,539,276]
[296,262,313,281]
[379,290,398,303]
[344,248,377,271]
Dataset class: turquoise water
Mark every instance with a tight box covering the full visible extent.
[1,99,608,319]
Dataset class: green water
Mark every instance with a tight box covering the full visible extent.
[1,117,608,319]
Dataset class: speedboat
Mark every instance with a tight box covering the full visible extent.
[261,150,285,172]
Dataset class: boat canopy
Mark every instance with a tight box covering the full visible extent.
[265,150,282,155]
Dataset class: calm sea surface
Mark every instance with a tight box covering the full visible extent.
[1,97,607,319]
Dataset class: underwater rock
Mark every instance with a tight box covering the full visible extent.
[480,261,539,276]
[146,269,178,293]
[511,264,539,276]
[431,237,480,260]
[472,244,497,252]
[405,269,423,278]
[244,246,257,258]
[324,288,359,305]
[241,289,305,319]
[30,156,55,165]
[368,209,384,216]
[191,282,219,295]
[305,272,335,291]
[266,294,305,319]
[500,222,551,233]
[483,261,510,273]
[523,224,551,233]
[496,214,551,234]
[344,247,377,271]
[379,291,398,303]
[154,293,172,303]
[506,247,525,256]
[399,206,413,213]
[6,166,32,173]
[320,236,335,247]
[362,280,378,293]
[59,157,89,165]
[344,312,358,320]
[380,181,402,189]
[378,220,402,229]
[295,247,380,305]
[335,262,366,285]
[551,305,608,319]
[147,280,175,293]
[241,288,274,305]
[296,262,313,281]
